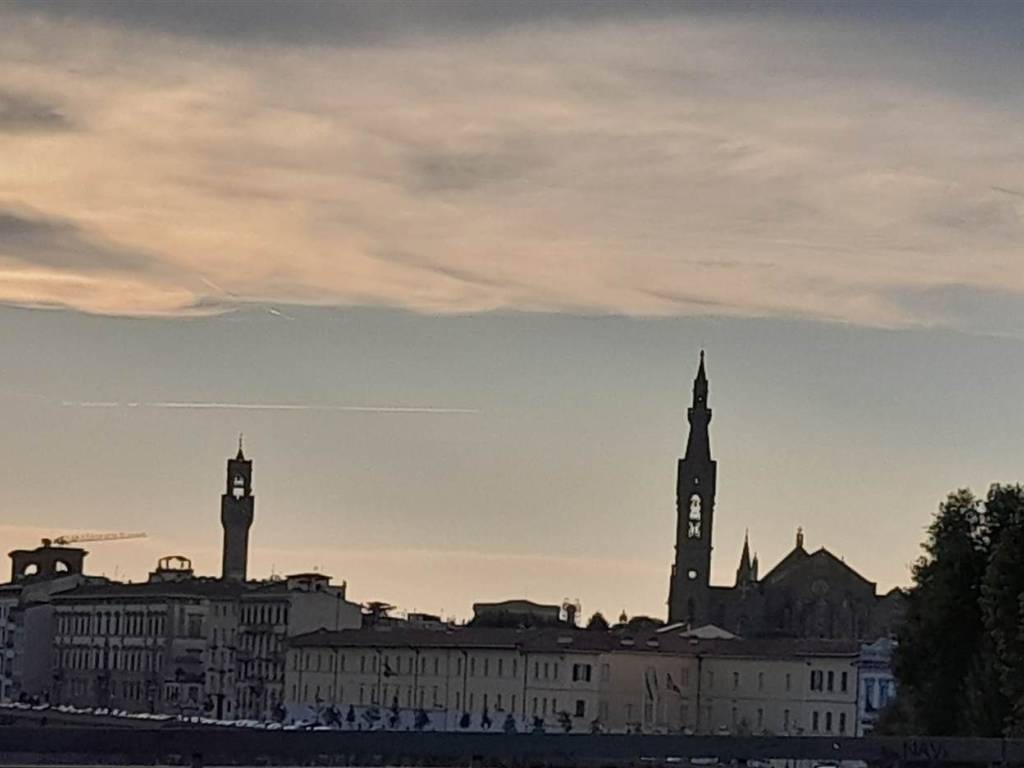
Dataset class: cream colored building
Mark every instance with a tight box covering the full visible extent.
[284,627,860,735]
[285,628,608,731]
[699,639,858,736]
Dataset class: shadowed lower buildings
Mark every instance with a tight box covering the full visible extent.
[283,627,861,735]
[0,355,905,726]
[6,443,362,718]
[667,353,905,640]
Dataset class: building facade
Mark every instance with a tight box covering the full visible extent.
[283,627,860,735]
[0,541,103,703]
[667,353,905,640]
[856,636,897,735]
[40,444,362,720]
[236,573,361,721]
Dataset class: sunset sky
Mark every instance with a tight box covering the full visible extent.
[1,1,1023,620]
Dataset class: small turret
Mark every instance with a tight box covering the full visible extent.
[736,530,755,586]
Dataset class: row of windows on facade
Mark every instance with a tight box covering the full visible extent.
[294,651,595,683]
[292,681,588,718]
[703,668,849,695]
[59,647,163,673]
[808,669,850,694]
[240,660,283,683]
[57,611,169,638]
[240,632,283,657]
[240,603,289,626]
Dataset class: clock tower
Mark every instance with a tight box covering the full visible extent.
[221,437,254,582]
[667,351,717,626]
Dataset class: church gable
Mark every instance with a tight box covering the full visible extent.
[665,353,895,640]
[760,545,810,586]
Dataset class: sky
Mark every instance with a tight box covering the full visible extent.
[1,1,1023,620]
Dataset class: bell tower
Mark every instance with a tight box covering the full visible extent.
[667,351,717,626]
[221,436,254,582]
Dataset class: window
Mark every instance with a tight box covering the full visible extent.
[534,662,540,679]
[880,680,893,708]
[757,708,764,730]
[812,711,820,732]
[810,670,822,691]
[512,658,518,677]
[733,671,740,690]
[785,672,792,692]
[544,662,550,679]
[470,657,476,676]
[839,712,847,734]
[575,699,586,717]
[707,669,714,689]
[758,672,764,692]
[865,678,876,710]
[511,694,516,713]
[827,670,834,692]
[497,658,503,677]
[825,711,833,732]
[841,671,848,693]
[783,709,790,732]
[483,658,489,677]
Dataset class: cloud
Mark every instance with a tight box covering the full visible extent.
[0,206,154,273]
[0,91,71,132]
[0,5,1022,327]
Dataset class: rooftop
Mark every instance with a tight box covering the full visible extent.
[289,626,860,658]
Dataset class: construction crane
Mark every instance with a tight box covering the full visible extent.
[42,532,147,547]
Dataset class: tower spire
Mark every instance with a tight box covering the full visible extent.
[736,529,753,586]
[668,349,718,626]
[684,351,712,462]
[221,440,254,582]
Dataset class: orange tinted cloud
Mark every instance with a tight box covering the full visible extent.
[1,7,1022,326]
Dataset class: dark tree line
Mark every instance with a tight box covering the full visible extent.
[883,485,1024,737]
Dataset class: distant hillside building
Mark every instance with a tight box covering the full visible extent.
[667,353,904,640]
[470,600,566,628]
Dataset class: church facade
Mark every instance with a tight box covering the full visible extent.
[667,353,904,640]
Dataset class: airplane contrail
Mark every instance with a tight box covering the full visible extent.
[198,274,296,320]
[62,401,480,414]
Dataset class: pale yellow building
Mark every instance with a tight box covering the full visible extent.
[285,627,860,735]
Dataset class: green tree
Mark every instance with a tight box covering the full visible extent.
[978,485,1024,734]
[893,485,1024,737]
[893,489,987,735]
[586,612,610,631]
